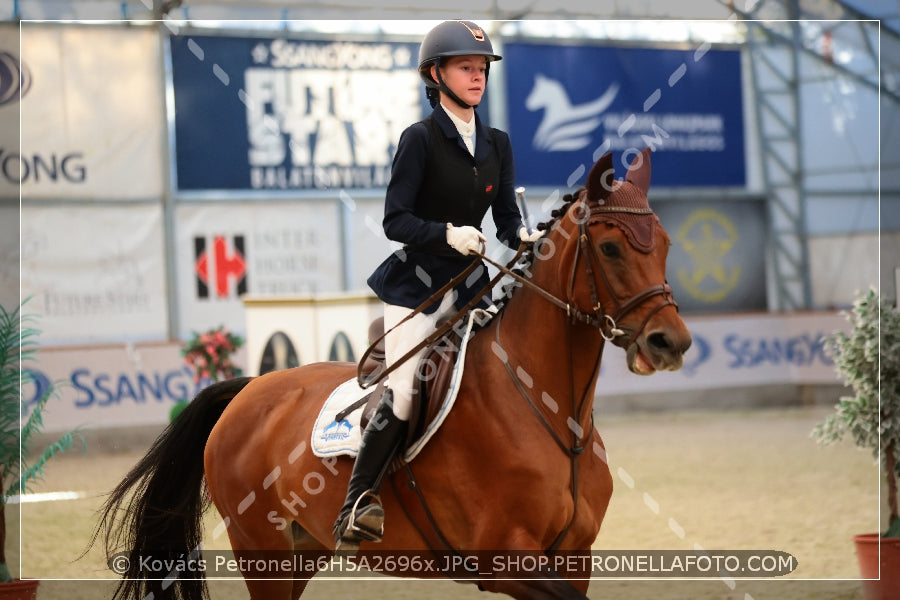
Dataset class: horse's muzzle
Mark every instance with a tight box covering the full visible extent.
[625,328,692,375]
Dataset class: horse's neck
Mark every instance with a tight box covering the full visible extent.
[493,284,605,423]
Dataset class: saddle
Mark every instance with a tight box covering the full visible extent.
[336,317,462,445]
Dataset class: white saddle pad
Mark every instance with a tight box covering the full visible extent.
[311,309,491,463]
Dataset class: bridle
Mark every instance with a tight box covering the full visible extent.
[572,197,678,345]
[480,196,678,346]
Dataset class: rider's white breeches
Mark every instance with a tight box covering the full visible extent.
[382,291,457,421]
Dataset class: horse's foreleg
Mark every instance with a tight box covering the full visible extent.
[479,575,590,600]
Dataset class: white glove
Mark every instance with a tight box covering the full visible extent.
[446,224,486,256]
[518,226,542,243]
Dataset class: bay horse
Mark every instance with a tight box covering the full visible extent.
[92,148,691,600]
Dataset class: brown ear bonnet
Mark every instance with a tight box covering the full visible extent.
[580,148,660,253]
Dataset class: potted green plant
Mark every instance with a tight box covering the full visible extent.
[0,301,83,597]
[812,287,900,600]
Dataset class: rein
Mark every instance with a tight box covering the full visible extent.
[356,245,527,389]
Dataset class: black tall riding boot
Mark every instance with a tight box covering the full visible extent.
[333,389,407,553]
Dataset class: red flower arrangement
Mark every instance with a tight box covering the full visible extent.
[181,326,244,383]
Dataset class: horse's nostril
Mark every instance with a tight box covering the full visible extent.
[647,332,671,352]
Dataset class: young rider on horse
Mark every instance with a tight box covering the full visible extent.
[333,20,541,552]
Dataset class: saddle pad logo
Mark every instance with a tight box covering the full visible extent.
[321,418,353,443]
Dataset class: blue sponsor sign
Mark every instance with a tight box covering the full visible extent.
[171,35,425,191]
[21,366,208,412]
[504,43,745,188]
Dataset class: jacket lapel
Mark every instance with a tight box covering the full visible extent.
[473,115,493,163]
[433,106,492,161]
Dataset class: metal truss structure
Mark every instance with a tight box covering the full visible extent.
[719,0,898,310]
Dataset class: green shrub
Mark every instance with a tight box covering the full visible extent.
[812,288,900,537]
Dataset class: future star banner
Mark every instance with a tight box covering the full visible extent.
[170,35,425,191]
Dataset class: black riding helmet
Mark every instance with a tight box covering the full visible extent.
[417,20,502,109]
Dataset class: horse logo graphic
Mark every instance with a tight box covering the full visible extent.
[525,73,619,152]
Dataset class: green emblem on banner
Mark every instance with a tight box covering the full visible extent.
[676,209,741,303]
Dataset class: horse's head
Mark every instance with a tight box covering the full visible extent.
[538,149,691,375]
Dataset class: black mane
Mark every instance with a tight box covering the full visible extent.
[493,189,584,310]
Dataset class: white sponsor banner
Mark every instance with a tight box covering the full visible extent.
[20,204,169,344]
[23,342,210,432]
[175,201,343,340]
[595,312,848,396]
[0,25,22,199]
[5,25,165,199]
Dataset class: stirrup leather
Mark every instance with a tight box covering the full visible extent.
[344,490,384,542]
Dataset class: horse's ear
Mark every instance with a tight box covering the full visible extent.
[586,152,615,202]
[626,148,652,195]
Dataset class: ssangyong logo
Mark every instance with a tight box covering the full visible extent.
[0,50,31,106]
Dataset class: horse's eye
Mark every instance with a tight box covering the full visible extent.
[600,242,620,258]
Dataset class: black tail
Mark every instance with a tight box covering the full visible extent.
[88,376,253,600]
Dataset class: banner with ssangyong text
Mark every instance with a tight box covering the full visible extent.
[171,35,425,191]
[6,25,165,199]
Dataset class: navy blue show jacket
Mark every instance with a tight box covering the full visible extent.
[367,106,523,313]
